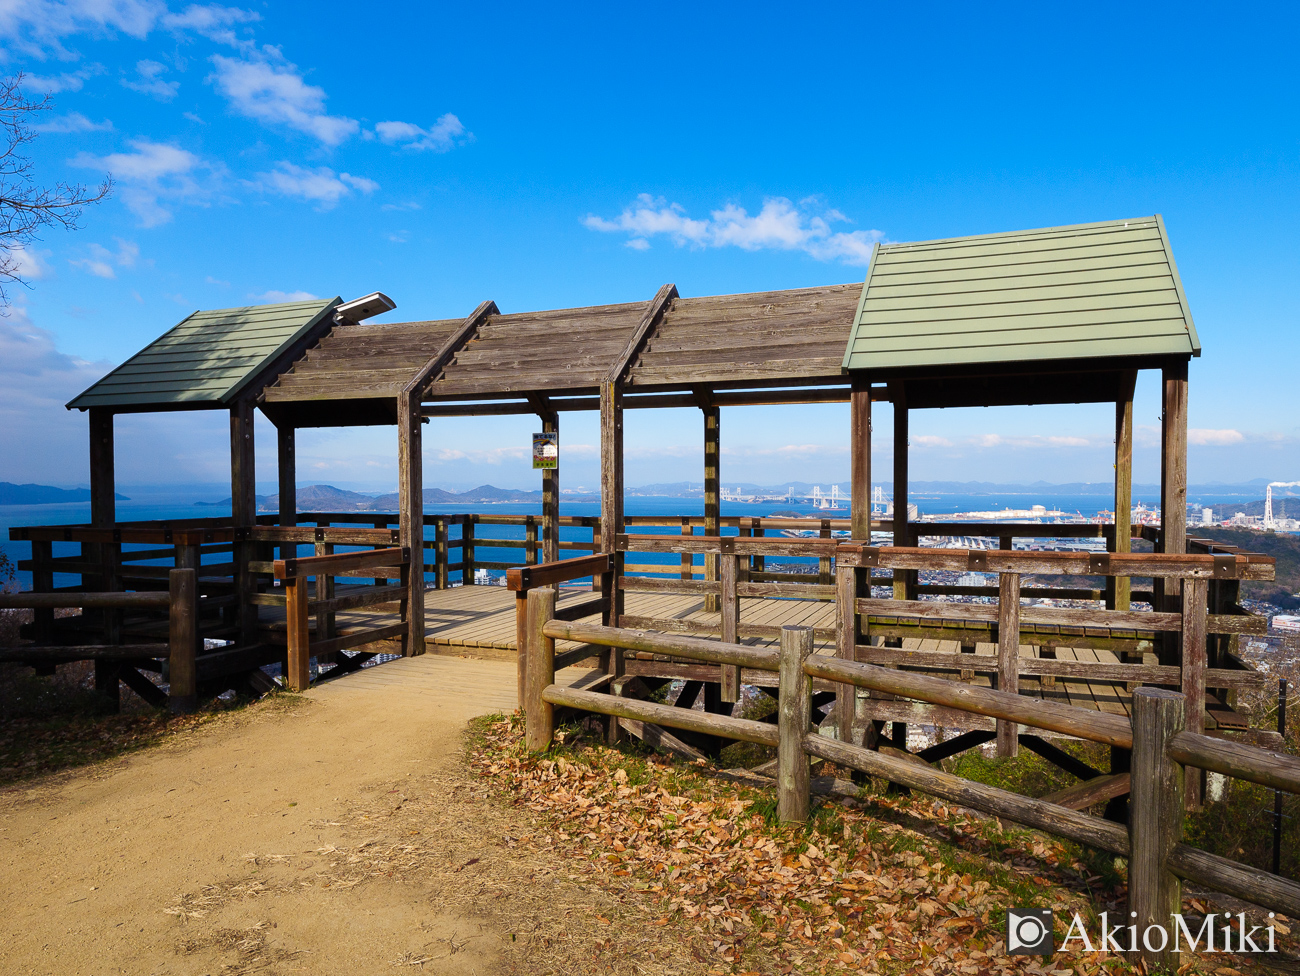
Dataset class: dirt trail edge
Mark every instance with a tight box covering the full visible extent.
[0,657,682,976]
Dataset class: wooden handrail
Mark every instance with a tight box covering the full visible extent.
[1168,729,1300,795]
[542,620,779,671]
[273,547,408,579]
[505,553,610,591]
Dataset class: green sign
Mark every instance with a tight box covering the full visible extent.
[532,432,558,469]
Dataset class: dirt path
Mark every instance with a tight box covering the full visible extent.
[0,657,676,976]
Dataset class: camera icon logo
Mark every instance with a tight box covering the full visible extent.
[1007,908,1054,955]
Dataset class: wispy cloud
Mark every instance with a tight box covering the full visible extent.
[22,66,101,93]
[381,201,421,212]
[373,114,468,152]
[208,53,358,145]
[71,138,226,227]
[250,161,377,209]
[34,110,113,133]
[121,59,178,100]
[0,1,256,58]
[249,289,318,303]
[9,245,51,281]
[1188,428,1245,446]
[584,194,884,265]
[69,238,139,279]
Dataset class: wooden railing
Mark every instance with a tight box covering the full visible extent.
[0,568,199,712]
[523,602,1300,972]
[270,546,411,691]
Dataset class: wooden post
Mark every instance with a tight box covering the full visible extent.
[818,519,832,585]
[285,575,310,692]
[1161,359,1189,603]
[516,588,528,708]
[997,572,1021,757]
[891,382,913,600]
[541,410,560,563]
[435,518,449,590]
[314,541,335,642]
[89,407,119,644]
[777,624,813,823]
[397,392,425,655]
[835,563,859,742]
[1129,687,1185,973]
[168,568,198,713]
[737,519,752,583]
[525,516,538,566]
[680,519,693,580]
[1111,370,1136,610]
[230,399,257,645]
[850,376,872,541]
[525,587,557,751]
[277,424,296,525]
[1181,576,1208,809]
[753,523,765,576]
[462,517,476,585]
[599,379,625,685]
[703,400,720,613]
[720,548,739,702]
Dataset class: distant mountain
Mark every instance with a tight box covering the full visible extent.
[0,482,129,505]
[261,485,381,512]
[370,485,548,506]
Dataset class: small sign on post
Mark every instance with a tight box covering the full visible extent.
[532,432,558,469]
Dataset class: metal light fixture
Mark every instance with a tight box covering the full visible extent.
[334,291,396,325]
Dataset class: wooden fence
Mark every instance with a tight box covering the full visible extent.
[522,594,1300,972]
[0,568,199,712]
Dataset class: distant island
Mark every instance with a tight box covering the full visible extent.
[0,482,130,505]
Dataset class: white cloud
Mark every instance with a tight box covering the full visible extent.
[205,274,229,286]
[71,138,225,226]
[0,0,162,58]
[249,289,318,303]
[9,245,51,280]
[1188,428,1245,446]
[381,201,421,212]
[912,435,954,448]
[22,66,100,93]
[69,238,139,279]
[584,194,883,265]
[34,110,113,133]
[250,161,377,209]
[387,230,409,244]
[161,3,258,47]
[208,53,358,145]
[374,113,467,152]
[121,58,178,100]
[0,1,256,57]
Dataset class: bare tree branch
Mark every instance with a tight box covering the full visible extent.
[0,73,112,306]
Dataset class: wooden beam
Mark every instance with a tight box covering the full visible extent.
[89,408,115,529]
[599,378,625,693]
[891,381,911,599]
[996,572,1021,757]
[404,299,498,400]
[397,391,425,655]
[421,386,871,416]
[1112,369,1136,610]
[850,376,871,540]
[608,283,678,384]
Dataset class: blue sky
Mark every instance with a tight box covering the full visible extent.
[1,2,1297,494]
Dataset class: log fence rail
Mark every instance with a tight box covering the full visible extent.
[524,596,1300,972]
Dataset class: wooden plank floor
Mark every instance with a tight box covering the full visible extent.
[268,583,1231,724]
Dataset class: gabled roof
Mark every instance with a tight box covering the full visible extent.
[624,283,858,391]
[842,216,1200,372]
[67,298,340,412]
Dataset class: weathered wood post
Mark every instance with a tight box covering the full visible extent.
[835,561,858,742]
[314,541,335,642]
[720,542,740,702]
[30,539,54,645]
[540,407,560,564]
[230,398,258,645]
[680,519,693,580]
[1130,687,1185,972]
[818,519,832,586]
[525,515,538,566]
[1110,369,1136,611]
[1160,358,1189,608]
[435,518,449,590]
[168,567,198,713]
[1181,576,1208,809]
[525,586,557,752]
[996,572,1021,757]
[285,573,310,692]
[462,517,476,585]
[702,399,721,612]
[778,624,814,823]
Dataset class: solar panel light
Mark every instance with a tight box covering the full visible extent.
[334,291,396,324]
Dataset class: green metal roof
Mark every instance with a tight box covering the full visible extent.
[842,216,1200,372]
[68,298,341,411]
